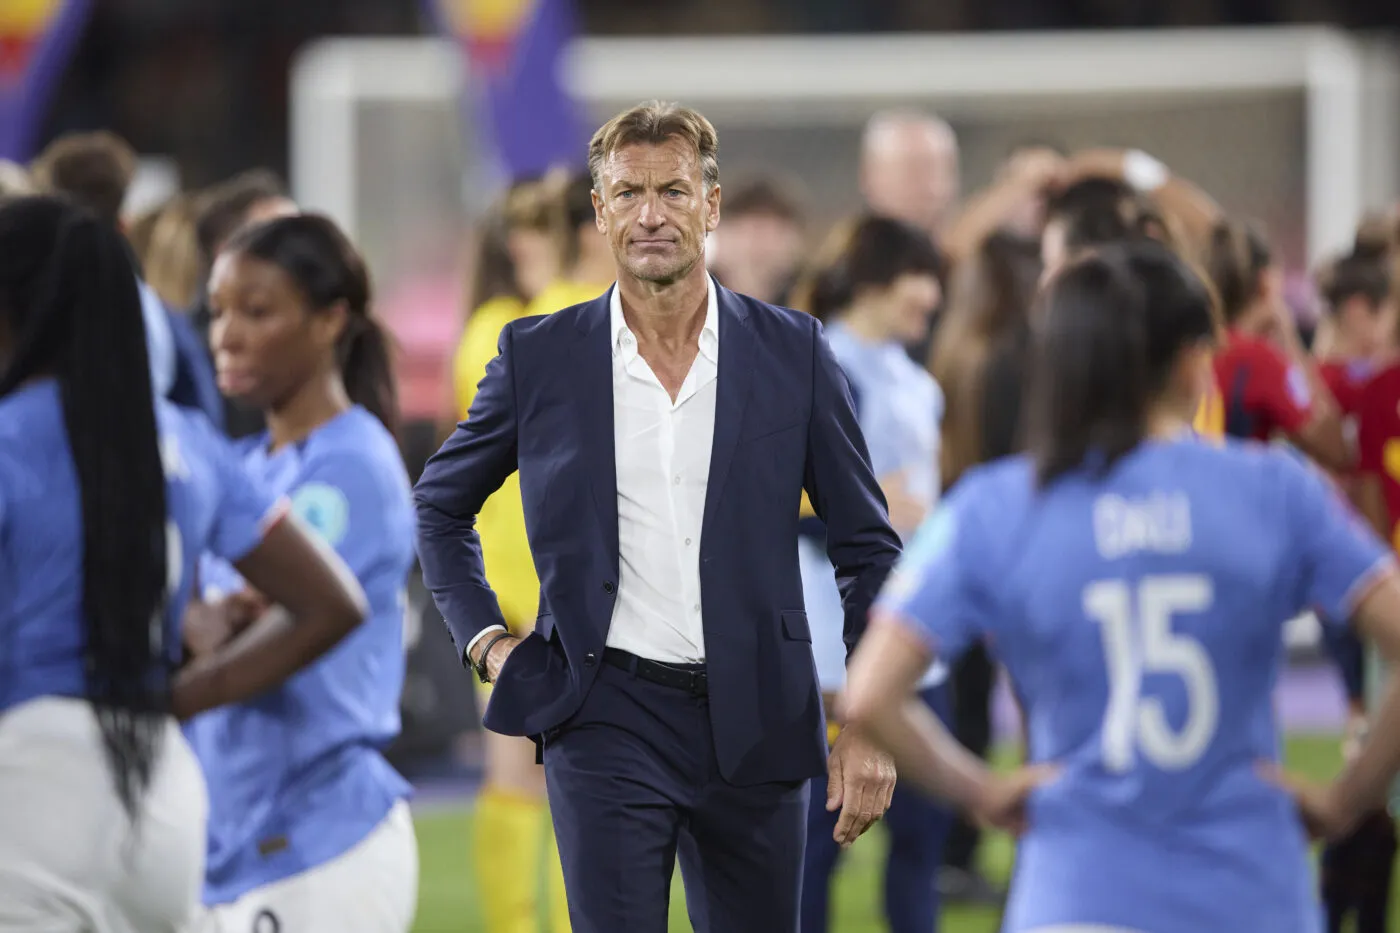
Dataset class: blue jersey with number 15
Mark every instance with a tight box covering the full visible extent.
[877,436,1391,933]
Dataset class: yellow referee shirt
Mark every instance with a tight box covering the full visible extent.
[451,281,610,630]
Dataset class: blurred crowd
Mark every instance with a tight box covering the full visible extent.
[8,100,1400,930]
[55,2,1395,196]
[443,107,1400,928]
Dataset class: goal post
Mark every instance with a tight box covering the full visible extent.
[290,26,1400,265]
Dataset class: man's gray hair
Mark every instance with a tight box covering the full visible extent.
[588,100,720,192]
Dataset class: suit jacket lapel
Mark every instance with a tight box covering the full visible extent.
[570,292,620,576]
[702,287,754,537]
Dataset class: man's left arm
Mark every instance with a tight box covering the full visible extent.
[802,320,903,847]
[802,322,903,659]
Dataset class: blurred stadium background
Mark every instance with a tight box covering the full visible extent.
[9,0,1400,929]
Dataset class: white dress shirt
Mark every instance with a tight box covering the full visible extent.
[605,279,719,663]
[465,279,720,665]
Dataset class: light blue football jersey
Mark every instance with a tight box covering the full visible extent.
[185,406,415,905]
[878,436,1390,933]
[0,379,279,714]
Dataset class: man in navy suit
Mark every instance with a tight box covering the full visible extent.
[415,101,901,933]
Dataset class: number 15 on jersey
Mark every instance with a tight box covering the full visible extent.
[1084,575,1219,773]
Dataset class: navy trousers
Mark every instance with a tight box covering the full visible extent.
[801,683,953,933]
[544,659,809,933]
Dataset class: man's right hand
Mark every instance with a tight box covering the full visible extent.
[472,632,523,682]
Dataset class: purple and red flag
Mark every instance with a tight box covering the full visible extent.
[0,0,92,161]
[422,0,587,180]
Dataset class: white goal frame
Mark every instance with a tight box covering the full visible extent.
[290,25,1400,265]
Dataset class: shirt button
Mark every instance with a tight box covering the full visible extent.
[684,537,692,546]
[673,475,681,485]
[693,603,701,612]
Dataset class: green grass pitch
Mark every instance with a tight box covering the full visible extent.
[408,735,1391,932]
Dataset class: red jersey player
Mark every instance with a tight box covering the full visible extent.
[1205,218,1351,470]
[1357,362,1400,549]
[1315,242,1395,502]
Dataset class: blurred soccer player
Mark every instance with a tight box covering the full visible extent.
[1315,237,1395,426]
[1040,177,1225,441]
[707,176,806,305]
[451,176,575,933]
[195,169,298,270]
[930,231,1042,483]
[453,168,609,933]
[923,230,1041,903]
[192,168,299,439]
[0,196,366,932]
[31,131,177,399]
[844,239,1400,933]
[1205,218,1351,469]
[859,110,960,242]
[525,168,616,316]
[1356,261,1400,547]
[1313,239,1395,719]
[451,177,558,431]
[1344,228,1400,933]
[188,214,418,932]
[30,132,226,432]
[1046,147,1224,265]
[937,146,1063,267]
[794,215,950,933]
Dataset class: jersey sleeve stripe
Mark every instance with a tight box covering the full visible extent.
[870,607,940,657]
[1342,555,1400,619]
[260,496,293,536]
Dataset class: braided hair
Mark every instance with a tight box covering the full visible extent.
[0,195,169,816]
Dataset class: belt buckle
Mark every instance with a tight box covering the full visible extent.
[689,670,708,697]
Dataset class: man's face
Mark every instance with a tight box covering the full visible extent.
[861,121,959,235]
[592,138,720,286]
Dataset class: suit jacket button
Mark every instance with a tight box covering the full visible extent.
[584,652,597,667]
[602,581,614,594]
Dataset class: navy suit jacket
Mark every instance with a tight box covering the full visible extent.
[413,283,900,786]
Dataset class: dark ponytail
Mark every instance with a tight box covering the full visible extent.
[1029,240,1218,486]
[1027,256,1149,485]
[339,313,399,438]
[224,213,399,437]
[1204,218,1271,326]
[0,196,169,816]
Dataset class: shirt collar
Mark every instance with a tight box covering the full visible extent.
[610,275,720,361]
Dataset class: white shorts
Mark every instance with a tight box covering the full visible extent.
[0,696,208,933]
[189,798,418,933]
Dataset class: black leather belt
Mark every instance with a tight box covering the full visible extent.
[603,647,708,696]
